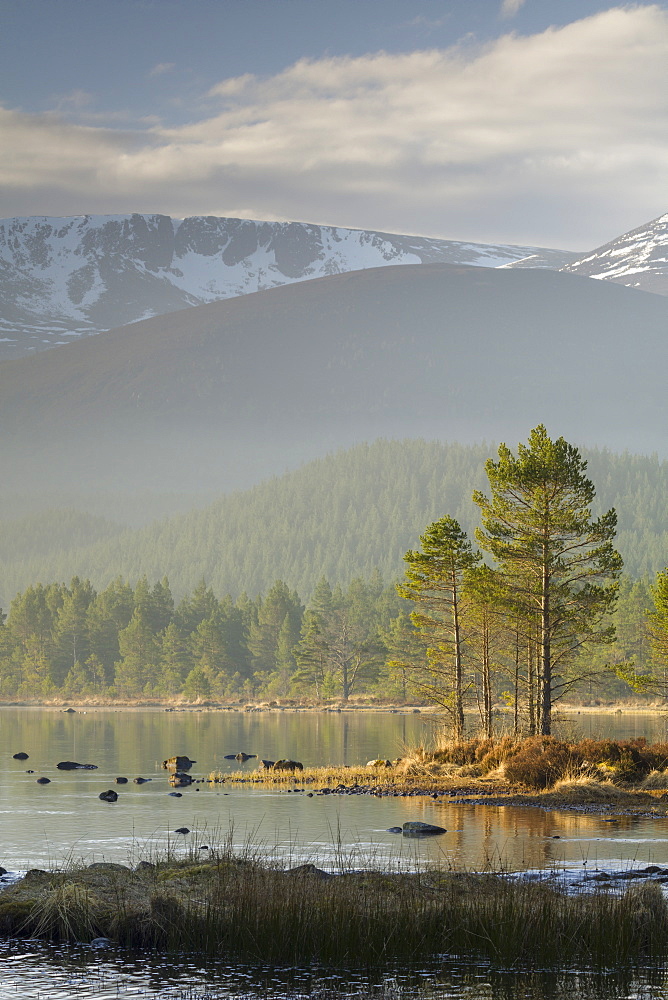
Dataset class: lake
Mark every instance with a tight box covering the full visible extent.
[3,705,668,1000]
[2,706,668,875]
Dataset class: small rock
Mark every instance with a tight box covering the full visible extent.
[99,789,118,802]
[57,761,98,770]
[168,791,182,797]
[36,777,51,785]
[12,752,29,760]
[133,777,151,784]
[90,937,112,948]
[63,708,76,713]
[272,759,304,772]
[286,863,331,879]
[174,827,190,835]
[401,821,447,837]
[386,826,402,834]
[115,777,128,784]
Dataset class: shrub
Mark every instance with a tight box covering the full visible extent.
[502,737,574,789]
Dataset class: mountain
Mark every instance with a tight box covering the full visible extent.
[0,214,578,359]
[562,212,668,295]
[1,262,667,497]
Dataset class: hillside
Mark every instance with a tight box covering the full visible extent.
[0,214,575,358]
[1,262,667,497]
[1,440,667,608]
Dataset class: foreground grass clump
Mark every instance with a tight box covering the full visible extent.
[2,849,668,967]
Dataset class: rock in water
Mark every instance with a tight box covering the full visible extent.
[401,821,447,837]
[12,752,29,760]
[99,789,118,802]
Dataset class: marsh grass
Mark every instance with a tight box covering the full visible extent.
[3,835,668,968]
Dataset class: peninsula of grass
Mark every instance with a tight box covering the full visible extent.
[212,735,668,817]
[2,847,668,969]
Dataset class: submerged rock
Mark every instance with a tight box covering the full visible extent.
[57,761,98,770]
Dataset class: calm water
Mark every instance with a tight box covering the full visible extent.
[3,707,668,1000]
[2,707,668,874]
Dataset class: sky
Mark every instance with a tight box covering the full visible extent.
[1,0,668,250]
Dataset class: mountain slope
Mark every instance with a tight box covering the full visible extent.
[562,212,668,294]
[2,440,666,607]
[0,214,578,358]
[1,262,667,496]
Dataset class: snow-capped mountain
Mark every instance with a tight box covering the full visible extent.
[0,214,578,358]
[562,213,668,295]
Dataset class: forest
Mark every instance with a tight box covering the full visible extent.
[1,438,668,608]
[1,430,667,723]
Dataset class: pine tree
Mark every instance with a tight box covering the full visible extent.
[473,425,622,735]
[398,516,480,735]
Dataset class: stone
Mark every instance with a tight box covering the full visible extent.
[258,759,276,770]
[401,821,447,837]
[99,789,118,802]
[386,827,402,834]
[87,862,129,871]
[133,777,151,784]
[272,759,304,772]
[366,759,392,767]
[286,863,331,879]
[36,777,51,784]
[168,791,183,797]
[115,777,128,784]
[90,937,112,948]
[12,752,29,760]
[174,827,190,835]
[162,755,196,770]
[57,761,98,770]
[235,752,256,762]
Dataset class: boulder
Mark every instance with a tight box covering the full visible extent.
[258,759,276,770]
[133,777,151,784]
[36,777,51,784]
[162,755,196,770]
[12,752,29,760]
[273,759,304,772]
[98,789,118,802]
[174,826,190,835]
[57,761,98,770]
[235,752,256,762]
[366,759,392,767]
[401,821,447,837]
[286,863,331,879]
[115,776,128,784]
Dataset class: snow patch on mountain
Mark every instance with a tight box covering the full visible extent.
[0,214,580,358]
[562,213,668,295]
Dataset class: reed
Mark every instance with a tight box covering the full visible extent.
[3,842,668,968]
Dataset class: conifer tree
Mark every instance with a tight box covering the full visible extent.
[399,516,480,736]
[473,425,622,735]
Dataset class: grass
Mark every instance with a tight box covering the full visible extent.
[2,839,668,968]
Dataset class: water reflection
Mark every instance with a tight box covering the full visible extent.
[3,708,668,875]
[1,938,667,1000]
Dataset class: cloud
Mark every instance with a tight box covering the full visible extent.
[2,6,668,248]
[500,0,527,17]
[148,62,176,78]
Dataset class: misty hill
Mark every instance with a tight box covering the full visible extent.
[0,214,576,359]
[1,261,667,497]
[563,212,668,295]
[1,439,667,609]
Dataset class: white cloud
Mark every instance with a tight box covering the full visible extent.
[2,6,668,248]
[500,0,527,17]
[148,62,176,78]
